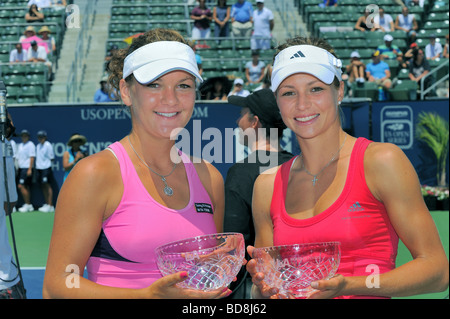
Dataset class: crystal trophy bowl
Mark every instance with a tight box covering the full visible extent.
[252,241,341,298]
[155,233,245,291]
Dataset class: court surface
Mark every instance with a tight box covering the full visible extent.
[7,210,449,299]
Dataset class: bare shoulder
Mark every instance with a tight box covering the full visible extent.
[364,141,411,172]
[364,141,418,201]
[68,147,120,184]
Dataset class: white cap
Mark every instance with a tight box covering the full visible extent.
[234,78,244,85]
[350,51,360,58]
[384,34,394,42]
[122,41,203,84]
[271,45,342,91]
[256,0,264,3]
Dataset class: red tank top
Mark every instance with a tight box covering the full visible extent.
[270,138,399,298]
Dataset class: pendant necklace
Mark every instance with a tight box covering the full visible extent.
[301,134,347,186]
[127,136,177,196]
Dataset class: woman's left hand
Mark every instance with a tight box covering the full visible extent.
[307,274,346,299]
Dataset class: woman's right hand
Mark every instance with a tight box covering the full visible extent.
[143,272,232,299]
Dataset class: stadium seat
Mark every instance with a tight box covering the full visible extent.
[388,80,418,101]
[351,81,379,100]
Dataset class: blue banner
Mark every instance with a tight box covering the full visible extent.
[7,98,448,207]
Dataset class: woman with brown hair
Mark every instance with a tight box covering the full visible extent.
[43,29,228,299]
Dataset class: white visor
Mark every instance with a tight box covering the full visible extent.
[271,45,342,92]
[122,41,203,84]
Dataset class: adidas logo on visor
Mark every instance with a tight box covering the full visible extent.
[290,50,306,59]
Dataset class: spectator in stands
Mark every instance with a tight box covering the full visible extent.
[205,77,229,100]
[19,25,37,43]
[27,40,47,63]
[401,42,418,68]
[245,50,266,85]
[425,34,443,61]
[228,78,250,97]
[94,77,116,103]
[27,0,52,9]
[190,0,213,40]
[354,8,373,32]
[27,40,52,78]
[16,129,36,213]
[38,26,56,56]
[25,4,45,23]
[345,51,366,84]
[213,0,231,39]
[366,50,392,90]
[53,0,67,7]
[19,26,48,53]
[443,34,449,59]
[230,0,253,38]
[35,130,55,213]
[190,42,203,76]
[251,0,274,51]
[372,7,394,32]
[377,34,403,63]
[394,6,418,44]
[409,48,433,94]
[9,43,28,63]
[318,0,338,8]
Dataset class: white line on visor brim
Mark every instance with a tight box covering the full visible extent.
[271,45,342,92]
[122,41,203,84]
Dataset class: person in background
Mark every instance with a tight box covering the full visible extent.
[425,34,443,61]
[442,34,449,59]
[372,7,394,32]
[354,8,372,32]
[25,4,45,23]
[213,0,231,39]
[409,48,434,96]
[394,6,418,44]
[62,133,88,183]
[190,0,213,40]
[16,130,35,213]
[38,26,56,57]
[377,34,403,63]
[35,130,55,213]
[224,89,293,298]
[9,43,28,63]
[345,51,366,84]
[94,77,116,102]
[43,28,228,299]
[318,0,338,8]
[228,78,250,97]
[230,0,253,38]
[366,50,392,90]
[250,0,274,51]
[245,50,266,85]
[245,36,448,299]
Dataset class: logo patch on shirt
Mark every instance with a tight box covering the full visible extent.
[348,201,365,212]
[195,203,213,214]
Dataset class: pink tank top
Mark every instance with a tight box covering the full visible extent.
[271,138,399,299]
[86,142,217,289]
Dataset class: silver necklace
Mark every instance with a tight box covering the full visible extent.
[127,136,177,196]
[301,134,347,186]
